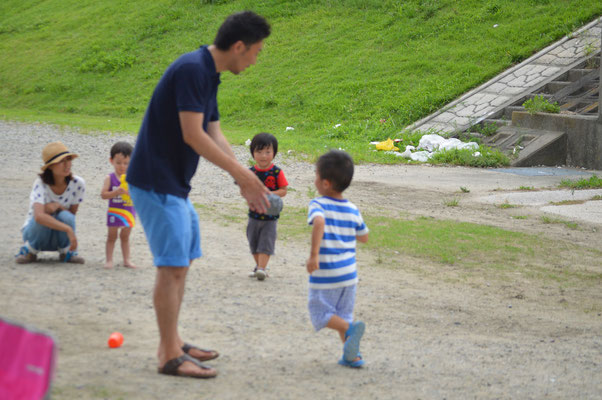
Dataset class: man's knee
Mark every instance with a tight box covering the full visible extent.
[157,266,187,281]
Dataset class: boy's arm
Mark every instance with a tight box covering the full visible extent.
[306,216,325,274]
[272,186,287,198]
[100,175,125,200]
[274,171,289,198]
[357,233,369,243]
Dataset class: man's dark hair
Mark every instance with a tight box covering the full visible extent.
[38,168,72,186]
[250,132,278,157]
[214,11,271,50]
[316,150,354,193]
[110,141,133,159]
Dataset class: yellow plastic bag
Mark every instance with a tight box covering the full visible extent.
[375,138,399,151]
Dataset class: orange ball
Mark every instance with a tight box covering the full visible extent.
[108,332,124,348]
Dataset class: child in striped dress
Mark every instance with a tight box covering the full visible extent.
[101,141,137,269]
[306,150,369,368]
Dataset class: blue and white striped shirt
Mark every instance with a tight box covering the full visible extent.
[307,196,369,289]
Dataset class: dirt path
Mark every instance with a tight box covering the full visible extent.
[1,121,601,399]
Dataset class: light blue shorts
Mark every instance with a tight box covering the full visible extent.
[129,185,201,267]
[308,285,356,331]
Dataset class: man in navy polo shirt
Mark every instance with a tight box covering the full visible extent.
[127,11,270,379]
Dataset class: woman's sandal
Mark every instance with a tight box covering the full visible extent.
[158,354,217,379]
[182,343,220,362]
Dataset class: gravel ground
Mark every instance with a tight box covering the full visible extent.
[1,120,601,399]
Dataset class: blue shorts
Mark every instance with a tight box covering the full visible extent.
[129,185,201,267]
[308,285,356,331]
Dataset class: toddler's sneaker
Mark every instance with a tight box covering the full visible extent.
[248,267,258,278]
[256,269,267,281]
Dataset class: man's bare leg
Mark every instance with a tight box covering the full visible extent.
[154,266,216,377]
[172,261,218,360]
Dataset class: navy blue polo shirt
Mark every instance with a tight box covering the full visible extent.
[127,45,220,198]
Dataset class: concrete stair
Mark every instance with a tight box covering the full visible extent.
[471,56,600,168]
[483,125,566,167]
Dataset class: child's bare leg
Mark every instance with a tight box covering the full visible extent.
[120,227,136,268]
[105,227,119,269]
[252,253,259,266]
[327,315,349,342]
[254,253,270,280]
[327,315,361,362]
[257,253,270,271]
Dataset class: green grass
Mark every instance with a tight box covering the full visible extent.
[1,0,601,162]
[541,215,578,229]
[364,214,599,283]
[429,146,510,167]
[191,201,602,287]
[518,186,535,191]
[550,199,585,206]
[559,175,602,190]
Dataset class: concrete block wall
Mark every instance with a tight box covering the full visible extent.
[512,112,602,169]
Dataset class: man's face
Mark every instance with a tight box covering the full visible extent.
[230,40,263,75]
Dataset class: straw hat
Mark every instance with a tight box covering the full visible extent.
[41,142,78,171]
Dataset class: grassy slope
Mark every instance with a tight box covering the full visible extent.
[1,0,600,161]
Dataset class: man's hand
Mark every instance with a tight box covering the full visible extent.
[236,168,270,214]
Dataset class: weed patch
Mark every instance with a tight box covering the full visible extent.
[523,95,560,114]
[444,198,460,207]
[559,175,602,190]
[429,147,510,167]
[541,215,578,229]
[550,200,586,206]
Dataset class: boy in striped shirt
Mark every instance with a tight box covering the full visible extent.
[306,150,369,368]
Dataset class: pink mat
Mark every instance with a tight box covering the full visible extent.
[0,317,56,400]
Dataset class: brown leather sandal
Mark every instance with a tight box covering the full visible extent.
[182,343,219,362]
[158,354,217,379]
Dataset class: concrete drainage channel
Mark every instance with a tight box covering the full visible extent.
[477,167,602,225]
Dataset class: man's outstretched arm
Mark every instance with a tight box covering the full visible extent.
[179,111,269,213]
